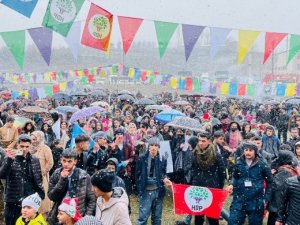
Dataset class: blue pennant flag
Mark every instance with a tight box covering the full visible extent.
[70,123,95,150]
[1,0,38,18]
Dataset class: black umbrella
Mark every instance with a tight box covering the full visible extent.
[118,90,133,96]
[284,97,300,105]
[134,98,156,105]
[117,94,135,102]
[53,93,70,101]
[89,90,107,97]
[166,117,203,132]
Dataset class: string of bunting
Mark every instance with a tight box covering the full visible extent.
[1,0,300,69]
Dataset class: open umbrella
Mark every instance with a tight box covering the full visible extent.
[69,106,104,124]
[89,90,107,97]
[56,106,79,114]
[200,96,213,103]
[20,106,48,113]
[13,117,34,128]
[118,90,133,95]
[166,117,203,132]
[134,98,156,105]
[145,104,171,111]
[53,93,70,101]
[117,94,135,102]
[173,100,191,106]
[284,97,300,105]
[91,101,109,107]
[264,99,280,105]
[154,109,185,123]
[69,90,87,96]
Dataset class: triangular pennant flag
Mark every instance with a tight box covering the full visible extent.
[182,24,205,61]
[28,28,53,65]
[154,21,178,58]
[65,22,81,62]
[287,35,300,65]
[263,32,287,63]
[238,30,260,65]
[210,27,231,58]
[1,0,38,18]
[81,3,113,52]
[42,0,85,37]
[118,16,143,54]
[1,30,25,68]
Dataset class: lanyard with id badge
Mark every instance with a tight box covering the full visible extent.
[245,168,252,187]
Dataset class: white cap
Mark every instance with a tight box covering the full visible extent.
[22,193,41,211]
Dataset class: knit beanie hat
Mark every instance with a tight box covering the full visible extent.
[58,198,82,222]
[91,169,115,192]
[74,216,103,225]
[22,193,41,212]
[188,136,199,149]
[147,137,160,147]
[114,128,124,136]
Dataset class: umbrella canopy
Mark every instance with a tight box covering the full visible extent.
[55,106,79,114]
[13,117,33,128]
[53,93,70,101]
[69,90,87,96]
[154,109,185,123]
[34,99,49,107]
[118,90,133,95]
[145,104,171,111]
[134,98,156,105]
[89,90,107,97]
[69,106,104,124]
[20,106,48,113]
[284,97,300,105]
[200,96,213,103]
[91,101,109,107]
[117,94,135,102]
[264,99,280,105]
[166,117,203,132]
[173,100,191,106]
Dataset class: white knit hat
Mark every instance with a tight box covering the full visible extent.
[22,193,41,211]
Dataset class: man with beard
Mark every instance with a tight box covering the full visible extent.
[287,126,300,152]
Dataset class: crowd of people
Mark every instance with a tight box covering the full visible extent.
[0,90,299,225]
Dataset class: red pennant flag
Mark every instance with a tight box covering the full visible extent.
[141,71,147,81]
[88,75,94,83]
[83,69,89,76]
[172,184,228,219]
[186,77,193,90]
[238,84,246,96]
[118,16,143,54]
[52,84,60,94]
[81,3,113,51]
[51,72,57,81]
[263,32,287,63]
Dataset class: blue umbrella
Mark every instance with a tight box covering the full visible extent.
[154,109,185,123]
[69,106,104,124]
[55,106,79,114]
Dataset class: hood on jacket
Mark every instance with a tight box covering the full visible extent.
[97,187,128,209]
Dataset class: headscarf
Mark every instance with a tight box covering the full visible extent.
[30,131,45,154]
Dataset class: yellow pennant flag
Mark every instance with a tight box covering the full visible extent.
[170,77,178,89]
[59,82,67,92]
[286,83,296,97]
[45,72,52,82]
[100,70,106,78]
[128,68,135,78]
[238,30,260,65]
[77,70,83,77]
[221,83,229,95]
[19,90,29,98]
[12,75,18,84]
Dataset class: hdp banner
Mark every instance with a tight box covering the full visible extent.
[1,0,38,18]
[81,3,113,51]
[42,0,85,37]
[172,184,228,219]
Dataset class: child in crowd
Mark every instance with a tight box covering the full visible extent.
[57,198,82,225]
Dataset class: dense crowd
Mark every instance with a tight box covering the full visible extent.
[0,90,299,225]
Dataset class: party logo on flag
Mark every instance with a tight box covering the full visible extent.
[88,15,111,40]
[184,186,213,212]
[50,0,77,23]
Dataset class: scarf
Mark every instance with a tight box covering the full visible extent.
[194,144,216,170]
[278,165,298,176]
[229,131,241,149]
[30,131,45,155]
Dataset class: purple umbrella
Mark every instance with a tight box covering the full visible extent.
[69,106,104,124]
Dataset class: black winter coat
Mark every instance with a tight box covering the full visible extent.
[86,148,109,176]
[0,154,45,203]
[191,150,226,189]
[277,176,300,225]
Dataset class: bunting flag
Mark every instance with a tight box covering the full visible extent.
[276,83,286,97]
[179,77,186,90]
[209,83,217,94]
[263,32,288,64]
[186,77,193,91]
[238,84,246,96]
[201,80,210,93]
[238,30,260,65]
[154,21,178,58]
[210,27,231,58]
[1,0,38,18]
[192,77,200,91]
[118,16,143,54]
[247,84,256,96]
[42,0,85,37]
[182,24,205,61]
[28,27,53,65]
[81,3,113,51]
[170,77,178,89]
[1,30,25,68]
[287,35,300,65]
[172,184,228,218]
[220,83,229,95]
[229,83,238,95]
[65,22,81,62]
[286,83,296,97]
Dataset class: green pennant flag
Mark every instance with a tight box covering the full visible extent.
[57,71,63,80]
[112,65,117,74]
[1,30,25,68]
[80,76,88,85]
[154,21,178,58]
[193,77,200,91]
[25,74,31,83]
[42,0,85,37]
[45,85,53,96]
[149,73,155,85]
[287,34,300,65]
[247,84,256,96]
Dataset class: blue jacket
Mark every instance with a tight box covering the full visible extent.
[262,134,280,158]
[135,151,167,198]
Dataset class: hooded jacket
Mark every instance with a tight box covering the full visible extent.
[262,126,280,158]
[95,187,131,225]
[15,213,47,225]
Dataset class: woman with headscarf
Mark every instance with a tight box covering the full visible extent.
[30,130,54,220]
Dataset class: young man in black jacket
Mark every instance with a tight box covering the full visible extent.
[0,134,45,225]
